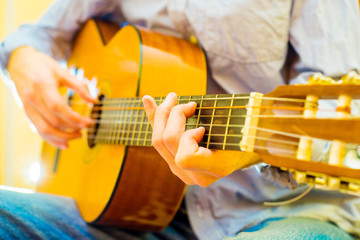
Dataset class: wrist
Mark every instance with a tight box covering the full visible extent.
[9,46,37,63]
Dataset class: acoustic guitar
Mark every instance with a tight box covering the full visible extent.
[37,20,360,232]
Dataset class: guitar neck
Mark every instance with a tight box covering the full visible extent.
[91,94,251,150]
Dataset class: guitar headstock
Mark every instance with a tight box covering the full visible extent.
[240,71,360,195]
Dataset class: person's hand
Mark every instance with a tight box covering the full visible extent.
[7,46,97,149]
[142,93,261,187]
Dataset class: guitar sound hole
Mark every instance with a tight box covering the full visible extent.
[87,95,105,148]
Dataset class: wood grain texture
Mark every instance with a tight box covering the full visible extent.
[94,147,185,231]
[261,153,360,179]
[266,84,360,99]
[258,117,360,145]
[38,19,206,231]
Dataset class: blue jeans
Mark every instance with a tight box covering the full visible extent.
[0,189,355,239]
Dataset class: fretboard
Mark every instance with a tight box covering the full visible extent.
[90,94,250,150]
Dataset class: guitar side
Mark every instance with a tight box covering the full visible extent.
[37,20,207,231]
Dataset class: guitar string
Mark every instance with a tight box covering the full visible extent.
[86,113,351,145]
[90,135,240,146]
[88,125,304,146]
[77,95,350,147]
[88,135,296,152]
[91,127,360,155]
[85,118,298,133]
[86,125,340,149]
[87,124,360,161]
[71,95,339,129]
[68,96,308,104]
[87,123,244,132]
[87,110,344,128]
[88,135,313,160]
[87,129,301,144]
[90,127,299,147]
[88,130,300,147]
[88,132,359,152]
[101,96,308,103]
[89,104,335,113]
[87,113,326,121]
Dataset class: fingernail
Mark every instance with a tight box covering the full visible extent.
[80,124,89,129]
[84,118,93,126]
[142,95,151,101]
[165,92,176,100]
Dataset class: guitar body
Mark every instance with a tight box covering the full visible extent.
[38,20,207,231]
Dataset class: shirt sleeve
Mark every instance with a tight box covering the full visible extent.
[0,0,122,69]
[289,0,360,84]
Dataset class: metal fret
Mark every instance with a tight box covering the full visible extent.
[206,94,218,148]
[195,95,204,129]
[118,98,129,144]
[188,95,192,106]
[223,94,235,150]
[95,129,243,138]
[91,136,246,147]
[93,112,249,120]
[131,100,140,145]
[100,95,254,104]
[227,94,251,150]
[144,123,152,146]
[109,100,117,144]
[107,100,116,144]
[93,120,246,127]
[109,99,118,144]
[137,106,147,146]
[93,94,251,150]
[109,99,119,144]
[124,99,134,145]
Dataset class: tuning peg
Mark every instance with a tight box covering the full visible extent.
[327,73,353,167]
[348,182,360,192]
[328,177,341,190]
[295,76,321,182]
[294,170,307,184]
[308,73,337,85]
[341,71,360,84]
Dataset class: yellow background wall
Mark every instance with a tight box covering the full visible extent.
[0,0,53,189]
[0,0,6,186]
